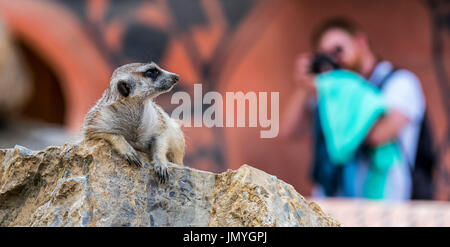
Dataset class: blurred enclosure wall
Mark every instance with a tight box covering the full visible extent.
[0,0,448,199]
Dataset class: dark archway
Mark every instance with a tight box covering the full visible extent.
[15,39,66,125]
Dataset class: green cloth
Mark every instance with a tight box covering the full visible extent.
[315,70,402,199]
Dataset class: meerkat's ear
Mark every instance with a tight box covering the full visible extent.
[117,80,131,97]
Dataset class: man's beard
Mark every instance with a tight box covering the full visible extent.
[339,58,360,73]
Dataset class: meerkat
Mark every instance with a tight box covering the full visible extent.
[82,62,185,183]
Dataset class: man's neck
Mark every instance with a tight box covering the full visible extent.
[359,52,377,79]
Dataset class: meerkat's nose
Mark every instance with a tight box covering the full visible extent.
[171,73,179,82]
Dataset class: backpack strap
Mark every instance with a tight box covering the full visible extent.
[373,66,415,171]
[376,67,432,172]
[375,66,398,90]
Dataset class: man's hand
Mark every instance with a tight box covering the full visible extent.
[366,109,409,146]
[293,53,316,94]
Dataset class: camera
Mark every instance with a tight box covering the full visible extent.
[309,53,340,74]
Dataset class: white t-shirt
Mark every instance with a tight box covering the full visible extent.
[368,61,426,200]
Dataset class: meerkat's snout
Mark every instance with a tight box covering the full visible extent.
[157,72,179,91]
[170,73,179,82]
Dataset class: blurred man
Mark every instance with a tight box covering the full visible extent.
[284,18,426,200]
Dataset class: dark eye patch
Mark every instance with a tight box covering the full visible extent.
[143,68,159,80]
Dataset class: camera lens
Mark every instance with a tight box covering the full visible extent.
[310,53,340,74]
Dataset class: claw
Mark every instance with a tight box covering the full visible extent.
[152,160,169,183]
[123,150,142,167]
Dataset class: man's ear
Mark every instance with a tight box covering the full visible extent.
[354,32,369,50]
[117,80,131,97]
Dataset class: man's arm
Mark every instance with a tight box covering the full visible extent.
[366,69,425,147]
[366,109,409,146]
[280,90,308,138]
[280,54,317,138]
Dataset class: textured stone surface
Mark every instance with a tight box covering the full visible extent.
[0,140,340,226]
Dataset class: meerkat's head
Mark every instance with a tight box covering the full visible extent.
[109,62,179,99]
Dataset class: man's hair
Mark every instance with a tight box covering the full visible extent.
[311,17,362,48]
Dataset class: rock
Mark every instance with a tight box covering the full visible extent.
[0,140,340,226]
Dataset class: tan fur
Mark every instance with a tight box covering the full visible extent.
[82,62,185,183]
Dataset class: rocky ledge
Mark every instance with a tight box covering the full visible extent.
[0,140,340,226]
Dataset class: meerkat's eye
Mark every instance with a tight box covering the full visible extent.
[143,68,159,80]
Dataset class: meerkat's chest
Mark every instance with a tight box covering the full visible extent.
[139,100,165,138]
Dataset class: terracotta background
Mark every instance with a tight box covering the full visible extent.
[0,0,448,199]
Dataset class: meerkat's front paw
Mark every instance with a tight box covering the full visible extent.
[151,160,169,183]
[122,149,142,167]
